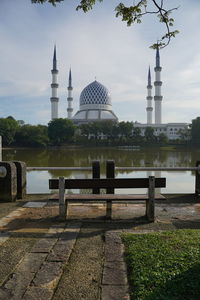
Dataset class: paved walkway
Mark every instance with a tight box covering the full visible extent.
[0,195,199,300]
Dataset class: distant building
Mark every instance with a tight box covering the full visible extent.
[133,122,189,141]
[49,46,189,140]
[133,47,189,140]
[71,80,118,125]
[50,46,118,124]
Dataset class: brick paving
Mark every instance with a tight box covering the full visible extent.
[0,220,81,300]
[102,232,130,300]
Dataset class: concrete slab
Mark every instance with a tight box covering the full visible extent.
[4,270,34,299]
[102,261,127,286]
[32,262,63,289]
[18,253,47,273]
[23,202,46,208]
[31,238,58,253]
[22,287,53,300]
[101,285,130,300]
[105,233,124,262]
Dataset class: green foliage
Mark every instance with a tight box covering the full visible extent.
[15,124,49,147]
[48,118,76,145]
[79,121,134,145]
[76,0,102,12]
[144,126,156,142]
[157,132,168,144]
[118,121,133,138]
[31,0,63,6]
[191,117,200,144]
[32,0,179,48]
[178,127,191,143]
[122,230,200,299]
[0,117,19,146]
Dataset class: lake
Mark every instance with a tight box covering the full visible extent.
[3,147,200,194]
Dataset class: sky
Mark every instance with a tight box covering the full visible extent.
[0,0,200,125]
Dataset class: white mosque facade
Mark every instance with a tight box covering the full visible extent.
[72,80,118,124]
[50,46,188,140]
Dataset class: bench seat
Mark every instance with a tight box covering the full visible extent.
[51,193,165,201]
[49,176,166,222]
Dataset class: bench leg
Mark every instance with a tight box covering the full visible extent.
[146,176,155,222]
[106,200,112,219]
[59,177,67,220]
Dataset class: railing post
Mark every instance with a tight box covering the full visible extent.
[92,160,100,194]
[146,176,155,222]
[106,160,115,219]
[195,161,200,195]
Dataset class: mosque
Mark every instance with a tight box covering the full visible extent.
[50,46,188,140]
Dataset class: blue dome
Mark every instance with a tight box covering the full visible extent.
[80,80,111,106]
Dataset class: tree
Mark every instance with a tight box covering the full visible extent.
[48,118,76,145]
[79,123,91,139]
[191,117,200,144]
[132,127,144,144]
[157,132,168,144]
[32,0,179,48]
[0,117,19,146]
[118,121,133,138]
[99,120,118,140]
[15,124,49,147]
[144,126,156,142]
[178,127,191,143]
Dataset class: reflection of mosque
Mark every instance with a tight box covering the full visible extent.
[3,147,197,194]
[45,149,193,194]
[3,148,193,178]
[139,151,192,168]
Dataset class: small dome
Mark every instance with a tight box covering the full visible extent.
[80,80,111,106]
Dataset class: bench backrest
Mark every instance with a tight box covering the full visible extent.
[49,177,166,190]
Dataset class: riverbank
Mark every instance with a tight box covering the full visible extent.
[2,143,195,150]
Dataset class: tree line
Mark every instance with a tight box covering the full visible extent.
[1,116,200,148]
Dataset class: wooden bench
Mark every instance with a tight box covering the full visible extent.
[49,176,166,222]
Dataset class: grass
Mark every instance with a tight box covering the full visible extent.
[121,230,200,300]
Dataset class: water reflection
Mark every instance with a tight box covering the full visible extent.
[3,147,200,193]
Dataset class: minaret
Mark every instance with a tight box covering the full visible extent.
[50,45,59,120]
[67,69,73,119]
[146,66,153,124]
[154,47,163,124]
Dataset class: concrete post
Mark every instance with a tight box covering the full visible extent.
[0,161,17,202]
[13,161,26,199]
[106,160,115,219]
[146,176,155,222]
[59,176,66,220]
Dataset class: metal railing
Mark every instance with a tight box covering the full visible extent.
[27,166,200,172]
[116,167,200,173]
[27,167,92,171]
[26,160,200,195]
